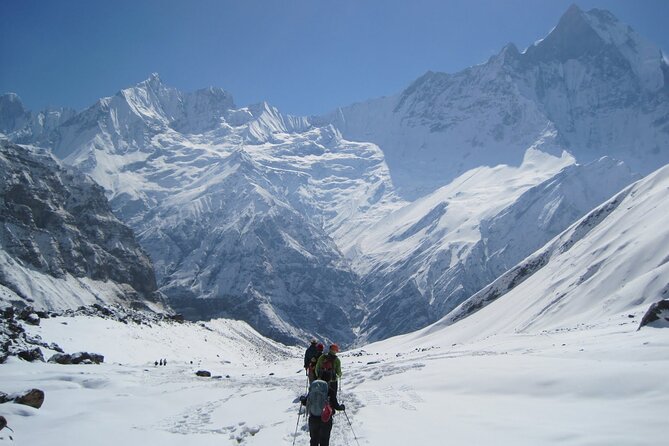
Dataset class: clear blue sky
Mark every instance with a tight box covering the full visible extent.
[1,0,668,116]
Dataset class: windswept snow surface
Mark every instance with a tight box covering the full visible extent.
[2,306,667,445]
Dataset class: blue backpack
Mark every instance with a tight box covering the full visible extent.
[307,380,330,418]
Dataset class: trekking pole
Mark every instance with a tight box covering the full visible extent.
[343,410,361,446]
[292,405,303,446]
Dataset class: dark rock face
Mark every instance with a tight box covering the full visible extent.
[48,352,104,365]
[195,370,211,377]
[13,389,45,409]
[17,347,44,362]
[1,305,64,363]
[639,299,669,329]
[0,389,46,409]
[0,141,159,303]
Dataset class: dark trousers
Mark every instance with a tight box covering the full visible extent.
[308,415,333,446]
[328,380,339,407]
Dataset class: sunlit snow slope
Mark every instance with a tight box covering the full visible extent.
[354,150,638,342]
[412,162,669,343]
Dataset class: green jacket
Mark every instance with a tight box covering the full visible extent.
[315,352,342,381]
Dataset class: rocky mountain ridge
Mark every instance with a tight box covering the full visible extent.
[1,5,667,346]
[0,141,162,311]
[327,5,669,200]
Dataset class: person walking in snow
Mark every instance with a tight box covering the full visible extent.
[315,344,342,402]
[307,343,324,384]
[301,369,345,446]
[304,339,320,382]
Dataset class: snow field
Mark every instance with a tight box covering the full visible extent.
[2,313,667,445]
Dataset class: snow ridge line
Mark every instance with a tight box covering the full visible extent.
[439,185,633,327]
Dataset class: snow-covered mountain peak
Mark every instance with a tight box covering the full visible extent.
[0,93,29,134]
[242,101,312,143]
[524,4,613,63]
[145,72,162,87]
[499,42,521,60]
[330,5,669,199]
[0,92,24,109]
[525,5,666,91]
[584,9,666,92]
[0,93,76,145]
[118,73,182,124]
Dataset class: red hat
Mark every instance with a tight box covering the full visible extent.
[316,343,324,351]
[329,344,340,353]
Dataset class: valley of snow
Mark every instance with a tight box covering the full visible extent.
[2,4,669,443]
[3,162,669,445]
[2,305,666,445]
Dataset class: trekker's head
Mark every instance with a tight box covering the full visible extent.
[310,338,317,346]
[329,344,340,354]
[316,343,324,352]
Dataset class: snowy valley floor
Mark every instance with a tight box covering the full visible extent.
[1,315,668,446]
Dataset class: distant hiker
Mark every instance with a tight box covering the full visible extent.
[163,358,167,366]
[159,359,163,366]
[307,343,324,384]
[300,369,345,446]
[304,339,319,381]
[315,344,342,402]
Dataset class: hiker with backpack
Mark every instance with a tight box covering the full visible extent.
[315,344,342,402]
[300,369,345,446]
[304,339,321,384]
[307,343,324,383]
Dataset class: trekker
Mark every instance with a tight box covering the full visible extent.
[304,339,319,382]
[301,369,345,446]
[315,344,342,402]
[307,343,324,383]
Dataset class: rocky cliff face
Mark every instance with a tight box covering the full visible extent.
[0,141,160,310]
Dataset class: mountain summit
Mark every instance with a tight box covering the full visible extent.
[526,4,666,92]
[328,5,669,199]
